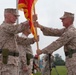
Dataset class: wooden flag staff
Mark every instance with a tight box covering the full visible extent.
[33,3,39,50]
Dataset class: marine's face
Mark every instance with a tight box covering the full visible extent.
[61,17,72,28]
[7,13,18,24]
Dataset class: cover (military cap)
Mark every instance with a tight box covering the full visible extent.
[4,8,19,16]
[60,12,74,19]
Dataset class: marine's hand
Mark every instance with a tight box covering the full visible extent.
[33,21,39,27]
[22,65,28,72]
[33,14,38,21]
[34,21,43,29]
[36,49,42,55]
[33,35,39,42]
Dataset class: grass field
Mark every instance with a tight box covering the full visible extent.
[51,66,67,75]
[33,66,67,75]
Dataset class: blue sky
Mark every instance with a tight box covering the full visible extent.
[0,0,76,60]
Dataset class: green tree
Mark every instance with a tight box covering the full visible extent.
[53,53,65,66]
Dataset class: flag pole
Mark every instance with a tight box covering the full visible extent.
[16,0,19,24]
[33,5,39,50]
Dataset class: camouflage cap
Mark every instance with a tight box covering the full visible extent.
[4,8,19,16]
[60,12,74,19]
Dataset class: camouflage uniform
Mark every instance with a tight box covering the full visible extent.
[33,55,40,73]
[18,34,34,75]
[40,24,76,75]
[42,54,54,75]
[37,12,76,75]
[0,21,32,75]
[42,54,51,75]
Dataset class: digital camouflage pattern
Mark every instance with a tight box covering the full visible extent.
[18,34,34,75]
[40,25,76,75]
[0,21,30,75]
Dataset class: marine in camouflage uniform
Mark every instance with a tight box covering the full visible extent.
[18,25,37,75]
[33,54,40,73]
[36,12,76,75]
[41,54,51,75]
[18,14,38,75]
[42,54,54,75]
[0,8,35,75]
[18,41,34,75]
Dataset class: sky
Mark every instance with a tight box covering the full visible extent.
[0,0,76,60]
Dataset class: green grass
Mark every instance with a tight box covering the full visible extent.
[33,66,67,75]
[51,66,67,75]
[33,72,41,75]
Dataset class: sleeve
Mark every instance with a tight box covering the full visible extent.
[40,26,65,37]
[41,29,74,54]
[16,36,35,45]
[3,23,27,34]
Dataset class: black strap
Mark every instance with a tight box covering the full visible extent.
[0,49,19,57]
[0,49,2,53]
[48,54,52,71]
[65,52,69,56]
[65,49,76,58]
[9,52,19,57]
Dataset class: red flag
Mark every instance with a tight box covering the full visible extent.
[18,0,37,39]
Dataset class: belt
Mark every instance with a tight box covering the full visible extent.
[9,52,19,57]
[0,49,19,57]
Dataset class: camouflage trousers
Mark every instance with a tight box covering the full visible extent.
[66,53,76,75]
[42,67,50,75]
[42,70,50,75]
[42,64,50,75]
[19,59,33,75]
[0,64,19,75]
[19,66,32,75]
